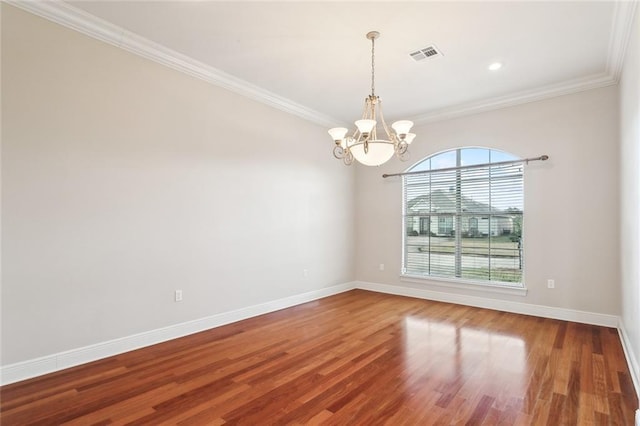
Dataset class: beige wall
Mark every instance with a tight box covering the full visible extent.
[0,2,631,376]
[619,6,640,395]
[355,85,620,315]
[1,5,355,365]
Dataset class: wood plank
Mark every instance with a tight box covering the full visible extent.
[0,290,636,424]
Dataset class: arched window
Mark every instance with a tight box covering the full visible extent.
[403,147,524,286]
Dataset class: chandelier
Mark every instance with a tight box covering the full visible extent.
[328,31,416,166]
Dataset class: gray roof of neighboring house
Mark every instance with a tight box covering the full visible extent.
[408,189,506,214]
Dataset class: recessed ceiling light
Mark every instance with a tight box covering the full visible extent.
[488,62,503,71]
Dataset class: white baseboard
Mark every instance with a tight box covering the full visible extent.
[0,282,355,386]
[619,320,640,403]
[354,281,619,327]
[1,280,629,389]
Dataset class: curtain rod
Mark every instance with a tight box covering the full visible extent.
[382,155,549,179]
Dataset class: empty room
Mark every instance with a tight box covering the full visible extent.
[1,1,639,424]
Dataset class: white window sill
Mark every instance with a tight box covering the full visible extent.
[400,274,528,297]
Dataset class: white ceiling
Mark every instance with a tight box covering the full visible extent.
[17,1,637,126]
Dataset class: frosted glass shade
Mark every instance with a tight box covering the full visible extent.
[404,133,416,144]
[355,119,376,134]
[349,140,395,166]
[392,120,414,135]
[328,127,348,141]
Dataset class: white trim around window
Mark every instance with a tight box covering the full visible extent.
[400,274,528,296]
[402,147,525,289]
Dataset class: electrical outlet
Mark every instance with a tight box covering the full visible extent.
[379,263,385,271]
[175,290,183,302]
[303,269,309,278]
[547,279,555,289]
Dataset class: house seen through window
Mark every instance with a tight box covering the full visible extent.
[402,147,524,286]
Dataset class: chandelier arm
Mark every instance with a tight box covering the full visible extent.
[376,100,395,142]
[370,98,377,140]
[365,96,375,120]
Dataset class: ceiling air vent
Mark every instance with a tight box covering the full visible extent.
[409,45,442,62]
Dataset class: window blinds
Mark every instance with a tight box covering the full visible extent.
[403,156,524,285]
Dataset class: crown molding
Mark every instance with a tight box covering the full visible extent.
[4,0,341,129]
[410,72,617,124]
[411,0,637,124]
[5,0,636,129]
[607,0,639,82]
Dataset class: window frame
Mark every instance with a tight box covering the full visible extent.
[401,147,526,295]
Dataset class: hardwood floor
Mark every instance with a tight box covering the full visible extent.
[1,290,637,425]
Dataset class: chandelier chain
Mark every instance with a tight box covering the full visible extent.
[371,35,375,97]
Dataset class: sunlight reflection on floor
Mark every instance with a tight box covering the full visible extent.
[401,316,527,409]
